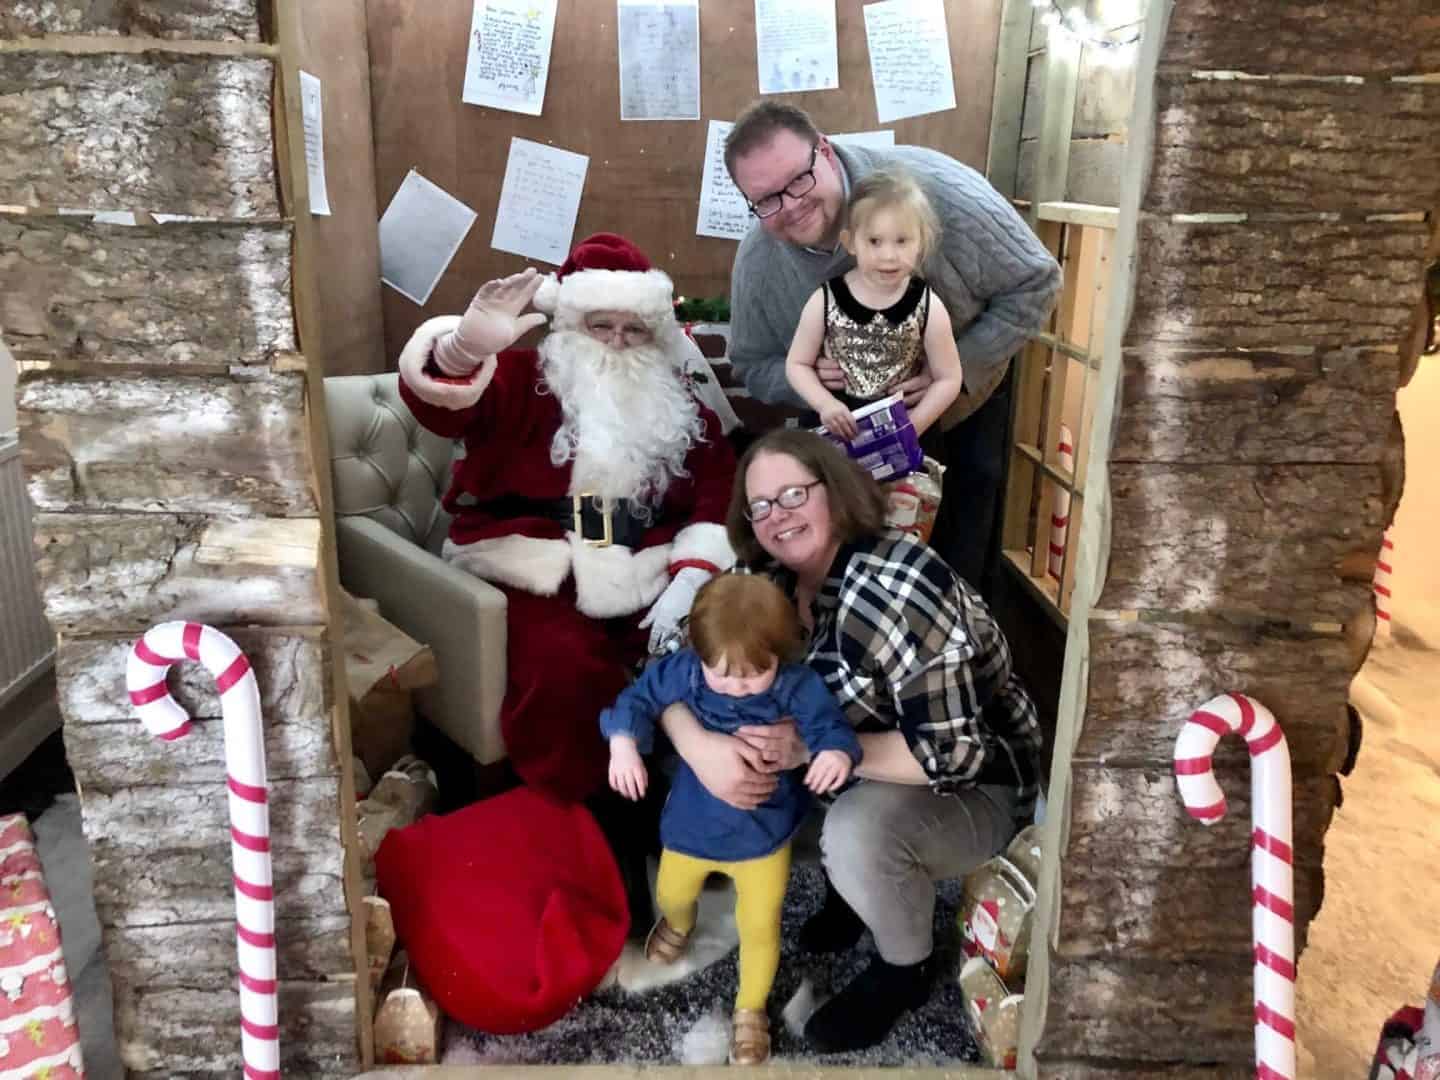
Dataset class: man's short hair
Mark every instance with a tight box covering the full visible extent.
[724,100,822,179]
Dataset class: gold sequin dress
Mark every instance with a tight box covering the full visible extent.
[823,274,931,404]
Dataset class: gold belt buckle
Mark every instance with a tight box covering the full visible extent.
[572,492,613,548]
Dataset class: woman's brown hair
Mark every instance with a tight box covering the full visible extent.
[689,574,803,669]
[725,429,888,567]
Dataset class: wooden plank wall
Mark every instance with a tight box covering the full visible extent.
[365,0,1004,365]
[2,4,370,1075]
[1022,1,1440,1076]
[1012,0,1143,206]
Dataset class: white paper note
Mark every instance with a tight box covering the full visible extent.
[695,120,752,241]
[462,0,558,115]
[755,0,838,95]
[491,137,589,265]
[617,0,701,121]
[298,70,331,216]
[378,171,479,305]
[863,0,957,124]
[832,129,897,149]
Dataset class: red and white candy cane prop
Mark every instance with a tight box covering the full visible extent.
[1047,424,1075,582]
[126,621,279,1080]
[1373,528,1395,638]
[1173,693,1295,1080]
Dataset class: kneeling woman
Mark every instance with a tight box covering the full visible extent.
[661,428,1042,1053]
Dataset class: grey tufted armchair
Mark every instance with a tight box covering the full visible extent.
[324,373,506,765]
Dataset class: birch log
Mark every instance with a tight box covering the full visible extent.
[20,371,316,516]
[0,51,278,216]
[0,1,264,41]
[0,216,295,369]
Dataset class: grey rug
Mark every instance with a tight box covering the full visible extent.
[442,861,982,1068]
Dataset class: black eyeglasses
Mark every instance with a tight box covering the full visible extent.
[745,480,823,522]
[745,144,820,219]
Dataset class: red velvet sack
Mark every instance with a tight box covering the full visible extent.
[375,787,627,1035]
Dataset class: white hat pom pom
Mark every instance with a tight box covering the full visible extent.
[532,273,561,314]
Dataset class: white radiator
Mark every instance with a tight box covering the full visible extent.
[0,434,53,708]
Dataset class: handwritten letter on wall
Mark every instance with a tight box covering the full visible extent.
[491,137,590,265]
[754,0,838,95]
[463,0,559,115]
[696,120,752,241]
[617,0,701,121]
[863,0,957,124]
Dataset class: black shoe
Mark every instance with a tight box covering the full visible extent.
[799,877,866,955]
[804,954,934,1053]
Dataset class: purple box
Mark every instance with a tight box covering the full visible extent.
[814,394,924,482]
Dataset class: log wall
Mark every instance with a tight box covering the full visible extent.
[1023,1,1440,1076]
[4,5,368,1075]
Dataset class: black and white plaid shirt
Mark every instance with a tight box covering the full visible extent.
[763,532,1041,809]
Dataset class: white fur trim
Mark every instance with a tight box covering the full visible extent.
[398,316,496,410]
[443,535,571,595]
[552,268,674,328]
[669,522,735,573]
[571,539,672,618]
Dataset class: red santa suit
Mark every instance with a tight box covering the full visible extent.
[396,236,737,802]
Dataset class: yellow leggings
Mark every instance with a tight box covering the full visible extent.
[654,844,793,1011]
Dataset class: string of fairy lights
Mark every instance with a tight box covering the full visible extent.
[1031,0,1141,66]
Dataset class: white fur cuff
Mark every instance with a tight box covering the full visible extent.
[669,522,735,574]
[398,315,496,410]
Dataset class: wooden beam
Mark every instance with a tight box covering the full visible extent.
[1036,201,1120,228]
[985,0,1035,196]
[1015,1,1171,1074]
[1027,26,1081,227]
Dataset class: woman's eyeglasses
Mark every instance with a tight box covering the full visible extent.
[745,480,822,522]
[746,144,819,219]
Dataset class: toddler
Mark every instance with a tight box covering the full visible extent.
[785,168,964,442]
[600,573,860,1066]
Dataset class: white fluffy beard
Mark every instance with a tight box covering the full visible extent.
[539,328,706,505]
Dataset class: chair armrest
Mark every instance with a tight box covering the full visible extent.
[335,516,508,765]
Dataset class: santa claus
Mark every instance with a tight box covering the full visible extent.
[397,233,737,808]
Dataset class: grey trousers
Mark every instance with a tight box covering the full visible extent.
[820,780,1021,966]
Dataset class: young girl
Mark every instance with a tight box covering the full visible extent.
[785,168,964,443]
[600,573,860,1066]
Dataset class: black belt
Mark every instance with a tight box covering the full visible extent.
[480,493,650,548]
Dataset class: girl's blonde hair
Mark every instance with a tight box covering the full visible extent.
[845,168,940,265]
[688,574,803,672]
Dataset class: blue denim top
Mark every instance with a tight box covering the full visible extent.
[598,649,861,861]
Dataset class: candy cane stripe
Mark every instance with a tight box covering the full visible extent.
[128,681,171,706]
[215,653,253,694]
[1255,1001,1296,1040]
[134,638,180,667]
[229,776,269,803]
[182,622,204,659]
[1253,828,1293,865]
[235,875,275,901]
[128,622,278,1077]
[1249,725,1285,757]
[237,924,276,948]
[232,826,271,852]
[1175,693,1294,1080]
[1255,943,1296,980]
[1189,709,1230,739]
[1254,885,1295,922]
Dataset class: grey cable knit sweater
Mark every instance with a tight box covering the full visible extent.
[727,141,1062,425]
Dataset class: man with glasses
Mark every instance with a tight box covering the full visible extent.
[723,101,1061,596]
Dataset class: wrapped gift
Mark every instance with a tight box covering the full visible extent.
[814,394,923,482]
[0,813,83,1078]
[958,956,1022,1069]
[958,823,1041,986]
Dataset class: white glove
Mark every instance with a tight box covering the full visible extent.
[433,268,548,375]
[639,567,711,655]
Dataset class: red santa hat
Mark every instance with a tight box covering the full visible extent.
[532,232,677,331]
[375,787,628,1035]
